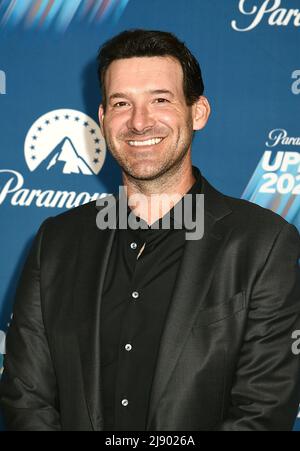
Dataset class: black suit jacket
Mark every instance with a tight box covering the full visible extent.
[1,176,300,431]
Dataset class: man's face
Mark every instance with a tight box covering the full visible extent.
[99,56,202,181]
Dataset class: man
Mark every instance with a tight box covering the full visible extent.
[1,29,300,431]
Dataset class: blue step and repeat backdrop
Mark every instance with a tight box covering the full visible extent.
[0,0,299,431]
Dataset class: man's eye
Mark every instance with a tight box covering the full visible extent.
[154,98,169,103]
[113,102,128,107]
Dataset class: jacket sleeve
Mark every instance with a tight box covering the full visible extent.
[0,220,61,431]
[218,223,300,431]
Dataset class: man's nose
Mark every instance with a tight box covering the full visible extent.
[126,105,155,134]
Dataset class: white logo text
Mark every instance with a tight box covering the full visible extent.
[232,0,300,32]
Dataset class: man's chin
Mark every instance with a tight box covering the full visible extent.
[124,163,167,182]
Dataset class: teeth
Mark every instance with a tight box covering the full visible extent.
[128,138,164,147]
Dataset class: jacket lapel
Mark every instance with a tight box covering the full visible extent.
[146,178,232,430]
[74,202,117,431]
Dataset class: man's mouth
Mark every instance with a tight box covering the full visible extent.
[126,137,165,147]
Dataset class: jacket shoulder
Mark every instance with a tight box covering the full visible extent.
[46,195,113,226]
[212,187,300,261]
[38,195,114,244]
[225,195,289,230]
[202,176,298,238]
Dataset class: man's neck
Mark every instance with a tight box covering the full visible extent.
[122,160,196,226]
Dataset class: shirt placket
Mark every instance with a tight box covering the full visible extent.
[114,234,147,428]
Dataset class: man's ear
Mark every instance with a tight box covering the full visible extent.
[192,96,211,131]
[98,104,105,135]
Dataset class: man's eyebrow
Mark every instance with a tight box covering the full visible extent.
[108,89,175,102]
[148,89,174,97]
[109,92,129,101]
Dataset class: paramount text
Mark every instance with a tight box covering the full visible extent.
[0,169,106,209]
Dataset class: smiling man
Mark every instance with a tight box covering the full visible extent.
[1,29,300,432]
[98,55,207,192]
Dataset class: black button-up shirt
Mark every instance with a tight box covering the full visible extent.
[100,166,202,431]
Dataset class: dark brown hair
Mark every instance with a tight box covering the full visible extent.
[97,29,204,110]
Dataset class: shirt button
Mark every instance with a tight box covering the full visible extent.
[125,344,132,351]
[130,242,137,250]
[132,291,139,299]
[121,399,129,407]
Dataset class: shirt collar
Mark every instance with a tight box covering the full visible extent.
[125,166,202,231]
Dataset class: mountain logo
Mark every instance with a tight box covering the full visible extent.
[24,109,106,176]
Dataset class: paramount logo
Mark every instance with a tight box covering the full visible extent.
[0,169,107,209]
[43,137,93,175]
[232,0,300,32]
[24,109,106,176]
[0,108,109,210]
[266,129,300,148]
